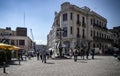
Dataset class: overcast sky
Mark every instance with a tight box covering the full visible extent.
[0,0,120,45]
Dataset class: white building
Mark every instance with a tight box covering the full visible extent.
[47,2,113,55]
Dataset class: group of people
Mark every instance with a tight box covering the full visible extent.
[36,50,53,63]
[18,48,94,63]
[69,48,95,62]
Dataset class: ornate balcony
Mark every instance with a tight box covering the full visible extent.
[76,21,81,26]
[93,36,113,42]
[82,22,86,27]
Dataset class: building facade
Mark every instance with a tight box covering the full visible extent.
[110,26,120,50]
[0,27,35,51]
[47,2,113,55]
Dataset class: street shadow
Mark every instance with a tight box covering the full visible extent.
[92,57,103,60]
[76,60,87,63]
[9,61,19,65]
[45,62,54,64]
[53,56,71,60]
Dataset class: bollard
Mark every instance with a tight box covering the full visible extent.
[3,62,6,73]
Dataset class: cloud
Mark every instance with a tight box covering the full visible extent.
[35,39,47,45]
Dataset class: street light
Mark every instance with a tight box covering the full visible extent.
[57,28,64,57]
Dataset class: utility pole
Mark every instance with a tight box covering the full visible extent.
[30,29,34,41]
[30,29,35,52]
[24,12,25,27]
[57,28,64,57]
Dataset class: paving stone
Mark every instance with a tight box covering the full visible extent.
[0,56,120,76]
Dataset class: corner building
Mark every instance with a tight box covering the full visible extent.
[47,2,113,55]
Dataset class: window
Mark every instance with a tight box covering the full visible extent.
[82,17,85,23]
[91,30,92,37]
[63,27,67,37]
[102,33,103,38]
[16,40,18,45]
[93,43,95,48]
[19,40,25,45]
[82,29,85,38]
[77,28,80,37]
[77,28,79,34]
[91,18,92,25]
[100,21,101,26]
[82,17,85,26]
[77,14,79,21]
[63,13,67,21]
[97,20,98,25]
[97,32,98,37]
[70,13,72,20]
[93,18,95,24]
[99,33,101,37]
[93,30,95,37]
[11,40,15,45]
[70,26,73,34]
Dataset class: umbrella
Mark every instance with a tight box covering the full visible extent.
[0,43,12,50]
[0,43,21,50]
[11,46,21,50]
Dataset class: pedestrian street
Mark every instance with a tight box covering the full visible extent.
[0,56,120,76]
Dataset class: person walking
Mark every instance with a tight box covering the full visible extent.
[91,49,95,59]
[50,50,53,58]
[73,49,78,62]
[69,48,73,58]
[41,50,47,63]
[86,48,90,59]
[36,51,40,60]
[81,49,85,60]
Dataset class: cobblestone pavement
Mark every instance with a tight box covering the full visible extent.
[0,56,120,76]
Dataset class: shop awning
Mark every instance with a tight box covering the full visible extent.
[0,43,21,50]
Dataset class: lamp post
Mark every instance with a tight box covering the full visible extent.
[57,28,64,57]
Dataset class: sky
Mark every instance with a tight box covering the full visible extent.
[0,0,120,45]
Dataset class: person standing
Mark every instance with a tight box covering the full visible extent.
[73,49,78,62]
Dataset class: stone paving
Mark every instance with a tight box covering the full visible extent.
[0,56,120,76]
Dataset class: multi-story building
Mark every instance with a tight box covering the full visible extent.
[110,26,120,49]
[0,27,35,51]
[47,2,113,55]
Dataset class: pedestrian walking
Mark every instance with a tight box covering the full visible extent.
[81,49,85,60]
[41,50,47,63]
[91,49,95,59]
[69,48,73,58]
[86,48,90,59]
[40,51,42,60]
[73,49,78,62]
[36,51,40,60]
[18,50,23,61]
[50,50,53,58]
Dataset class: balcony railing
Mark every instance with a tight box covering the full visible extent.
[76,21,81,26]
[82,22,86,27]
[76,33,80,38]
[93,36,113,42]
[93,23,108,30]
